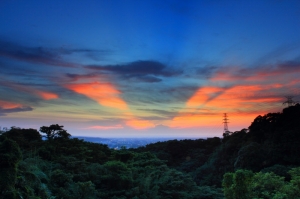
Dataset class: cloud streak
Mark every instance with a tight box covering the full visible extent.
[84,125,124,130]
[86,60,182,82]
[210,61,300,83]
[0,41,81,68]
[0,100,33,116]
[66,82,128,110]
[0,80,59,100]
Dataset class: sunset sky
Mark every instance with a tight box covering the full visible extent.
[1,0,300,137]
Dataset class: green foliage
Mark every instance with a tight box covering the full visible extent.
[250,172,285,199]
[50,169,73,187]
[0,138,22,199]
[113,148,135,163]
[102,161,133,190]
[284,167,300,197]
[261,164,291,180]
[223,168,300,199]
[16,158,52,199]
[134,137,222,174]
[222,170,253,199]
[223,172,234,199]
[1,127,41,151]
[74,181,96,199]
[0,138,22,167]
[234,142,266,171]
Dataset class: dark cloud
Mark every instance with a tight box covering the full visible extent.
[0,40,79,68]
[86,60,182,82]
[0,106,33,116]
[0,61,37,76]
[130,76,162,83]
[0,40,110,68]
[251,60,300,78]
[65,71,163,83]
[59,48,110,54]
[252,44,300,67]
[65,73,100,81]
[204,58,300,86]
[277,61,300,71]
[196,66,218,78]
[58,48,112,61]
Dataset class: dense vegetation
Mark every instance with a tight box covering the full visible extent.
[1,104,300,198]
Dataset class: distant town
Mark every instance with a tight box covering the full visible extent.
[74,136,205,149]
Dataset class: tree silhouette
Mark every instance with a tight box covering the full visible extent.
[39,124,70,140]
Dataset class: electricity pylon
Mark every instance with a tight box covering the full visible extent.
[223,113,229,134]
[283,96,297,107]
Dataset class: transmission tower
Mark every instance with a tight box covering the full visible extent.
[283,96,297,107]
[223,113,229,133]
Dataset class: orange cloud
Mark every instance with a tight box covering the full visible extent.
[170,114,219,128]
[249,97,282,103]
[37,91,59,100]
[0,100,22,109]
[126,119,155,130]
[186,86,224,107]
[169,111,262,130]
[211,85,262,101]
[66,82,127,110]
[170,83,284,130]
[66,80,156,130]
[204,85,274,110]
[171,62,300,130]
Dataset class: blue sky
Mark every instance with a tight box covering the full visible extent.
[1,0,300,137]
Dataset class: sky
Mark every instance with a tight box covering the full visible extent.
[1,0,300,138]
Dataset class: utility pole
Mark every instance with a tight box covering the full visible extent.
[283,96,297,107]
[223,113,229,134]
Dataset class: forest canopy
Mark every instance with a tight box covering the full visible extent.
[1,104,300,198]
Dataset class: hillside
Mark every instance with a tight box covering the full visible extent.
[1,104,300,198]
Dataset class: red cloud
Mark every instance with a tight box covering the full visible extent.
[0,100,22,109]
[170,82,285,129]
[37,91,59,100]
[186,86,224,107]
[66,82,128,110]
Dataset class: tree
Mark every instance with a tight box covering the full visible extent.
[1,128,42,149]
[0,138,22,198]
[39,124,70,140]
[222,169,300,199]
[250,172,285,199]
[222,170,253,199]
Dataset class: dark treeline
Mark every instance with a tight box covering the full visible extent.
[1,105,300,198]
